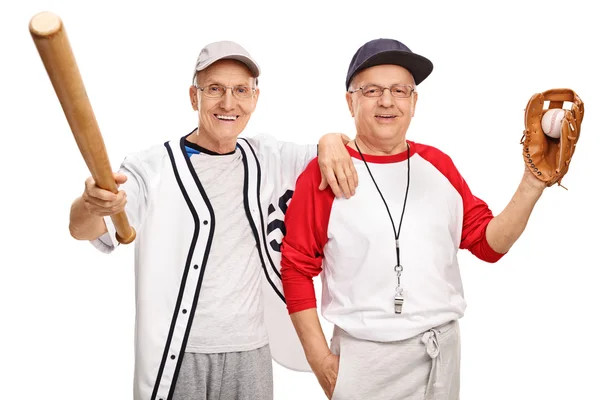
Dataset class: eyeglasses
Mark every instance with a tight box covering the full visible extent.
[195,84,256,99]
[348,84,415,98]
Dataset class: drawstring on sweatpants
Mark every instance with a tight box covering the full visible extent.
[421,327,442,399]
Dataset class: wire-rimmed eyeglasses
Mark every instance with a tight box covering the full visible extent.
[195,84,256,99]
[348,84,415,98]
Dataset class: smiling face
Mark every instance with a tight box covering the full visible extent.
[346,64,418,147]
[189,59,259,151]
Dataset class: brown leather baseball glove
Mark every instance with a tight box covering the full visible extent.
[521,88,584,188]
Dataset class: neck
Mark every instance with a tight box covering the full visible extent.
[351,134,408,155]
[189,127,237,154]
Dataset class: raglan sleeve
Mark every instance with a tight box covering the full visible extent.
[423,145,506,264]
[90,154,151,254]
[280,158,335,314]
[455,169,506,263]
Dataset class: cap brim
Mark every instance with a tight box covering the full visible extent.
[347,50,433,88]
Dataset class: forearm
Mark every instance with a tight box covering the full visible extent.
[485,177,544,253]
[69,197,107,240]
[289,308,332,370]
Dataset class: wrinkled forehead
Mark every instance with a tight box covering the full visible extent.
[351,64,415,88]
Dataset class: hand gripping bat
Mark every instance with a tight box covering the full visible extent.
[29,11,136,244]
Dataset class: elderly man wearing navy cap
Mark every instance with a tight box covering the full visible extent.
[280,38,548,399]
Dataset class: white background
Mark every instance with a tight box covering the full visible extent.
[1,0,599,399]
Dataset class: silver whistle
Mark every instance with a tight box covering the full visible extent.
[394,295,404,314]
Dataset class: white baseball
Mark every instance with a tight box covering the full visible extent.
[541,109,565,139]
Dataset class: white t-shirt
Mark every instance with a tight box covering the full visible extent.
[184,143,268,353]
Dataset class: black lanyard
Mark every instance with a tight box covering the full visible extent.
[355,141,411,274]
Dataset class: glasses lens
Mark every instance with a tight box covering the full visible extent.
[204,84,225,98]
[233,86,252,98]
[362,85,383,97]
[390,85,412,98]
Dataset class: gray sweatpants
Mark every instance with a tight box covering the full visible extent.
[330,320,461,400]
[172,344,273,400]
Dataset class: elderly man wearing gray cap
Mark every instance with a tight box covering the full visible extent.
[67,40,357,400]
[280,38,548,399]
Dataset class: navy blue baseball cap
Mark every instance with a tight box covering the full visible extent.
[345,38,434,90]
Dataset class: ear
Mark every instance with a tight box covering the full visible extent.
[345,91,355,117]
[246,87,260,113]
[411,91,419,117]
[253,87,260,108]
[189,86,199,111]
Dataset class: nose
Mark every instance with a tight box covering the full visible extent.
[378,88,394,108]
[219,89,235,110]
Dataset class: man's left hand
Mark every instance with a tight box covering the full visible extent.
[318,133,358,199]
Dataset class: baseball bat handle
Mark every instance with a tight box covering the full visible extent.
[29,11,136,244]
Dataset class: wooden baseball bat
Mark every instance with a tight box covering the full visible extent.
[29,11,136,245]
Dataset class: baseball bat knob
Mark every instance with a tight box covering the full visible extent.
[29,11,62,38]
[116,228,137,245]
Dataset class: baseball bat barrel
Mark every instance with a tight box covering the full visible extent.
[29,11,136,244]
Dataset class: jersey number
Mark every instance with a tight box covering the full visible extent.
[266,189,294,252]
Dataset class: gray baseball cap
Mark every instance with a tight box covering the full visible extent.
[192,40,261,83]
